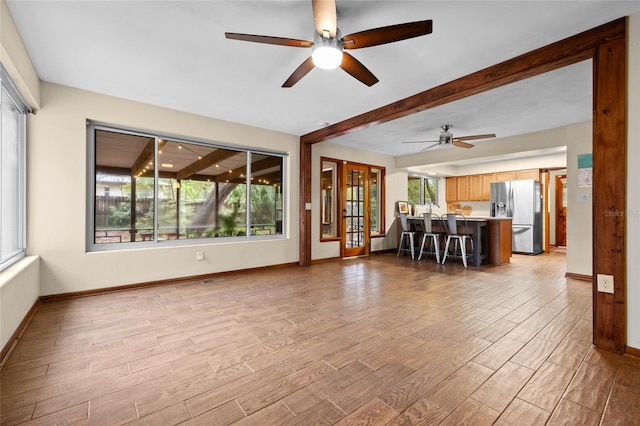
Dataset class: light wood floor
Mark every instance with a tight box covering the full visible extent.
[2,251,639,425]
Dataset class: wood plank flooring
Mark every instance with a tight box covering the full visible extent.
[2,250,639,425]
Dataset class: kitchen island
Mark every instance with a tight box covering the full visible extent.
[403,216,512,266]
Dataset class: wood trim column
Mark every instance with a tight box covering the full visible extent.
[592,34,627,353]
[299,141,312,266]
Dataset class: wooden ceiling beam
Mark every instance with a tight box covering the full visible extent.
[131,139,166,177]
[176,148,239,180]
[300,17,625,145]
[220,156,282,183]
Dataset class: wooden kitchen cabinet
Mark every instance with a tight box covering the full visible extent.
[516,169,540,180]
[482,173,495,200]
[495,171,515,182]
[469,175,484,201]
[446,170,537,203]
[456,176,470,201]
[446,177,457,203]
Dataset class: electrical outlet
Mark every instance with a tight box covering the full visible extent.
[196,251,204,261]
[597,274,614,294]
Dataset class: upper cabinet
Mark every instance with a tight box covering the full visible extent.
[456,176,470,201]
[469,173,495,201]
[469,175,484,201]
[446,169,540,203]
[495,171,515,182]
[516,169,540,181]
[446,177,458,202]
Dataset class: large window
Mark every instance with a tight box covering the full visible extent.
[0,66,29,272]
[408,175,439,206]
[88,123,286,250]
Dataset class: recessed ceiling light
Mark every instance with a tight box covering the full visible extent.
[161,163,174,168]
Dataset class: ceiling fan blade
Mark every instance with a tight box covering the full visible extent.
[312,0,337,37]
[420,142,441,152]
[339,52,379,86]
[454,133,496,141]
[282,57,315,87]
[225,32,313,48]
[452,140,474,149]
[341,20,433,49]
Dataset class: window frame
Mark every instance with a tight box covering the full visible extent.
[0,65,29,272]
[86,121,288,252]
[408,174,439,206]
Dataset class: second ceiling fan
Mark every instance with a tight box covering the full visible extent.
[403,125,496,151]
[225,0,432,87]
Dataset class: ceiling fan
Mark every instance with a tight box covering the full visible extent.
[403,125,496,151]
[225,0,432,87]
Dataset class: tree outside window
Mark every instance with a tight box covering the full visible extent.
[408,175,439,206]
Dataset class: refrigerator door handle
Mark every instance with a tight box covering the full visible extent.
[508,186,514,217]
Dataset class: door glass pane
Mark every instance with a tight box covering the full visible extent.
[345,169,366,249]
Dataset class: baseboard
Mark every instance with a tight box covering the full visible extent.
[0,298,41,372]
[40,261,299,303]
[311,256,341,264]
[565,272,592,282]
[625,346,640,360]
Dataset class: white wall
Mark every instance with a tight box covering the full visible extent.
[0,0,39,108]
[312,142,401,260]
[626,13,640,350]
[565,123,592,276]
[0,257,39,351]
[29,83,300,296]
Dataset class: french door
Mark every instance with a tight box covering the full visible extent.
[342,164,369,257]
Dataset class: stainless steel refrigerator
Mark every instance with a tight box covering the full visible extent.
[490,180,543,254]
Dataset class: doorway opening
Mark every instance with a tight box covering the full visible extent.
[555,174,567,247]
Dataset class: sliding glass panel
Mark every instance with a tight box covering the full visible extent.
[408,176,421,205]
[249,152,283,235]
[94,130,155,244]
[424,177,438,205]
[1,87,24,264]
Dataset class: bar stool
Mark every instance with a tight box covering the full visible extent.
[397,213,415,259]
[442,213,474,267]
[418,212,441,263]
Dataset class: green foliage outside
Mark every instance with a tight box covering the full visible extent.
[98,174,280,238]
[408,176,438,206]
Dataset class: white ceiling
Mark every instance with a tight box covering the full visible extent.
[7,1,640,164]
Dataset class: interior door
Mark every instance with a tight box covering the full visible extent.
[342,164,369,257]
[555,174,567,246]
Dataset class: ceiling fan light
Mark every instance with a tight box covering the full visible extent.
[312,46,342,69]
[312,29,343,70]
